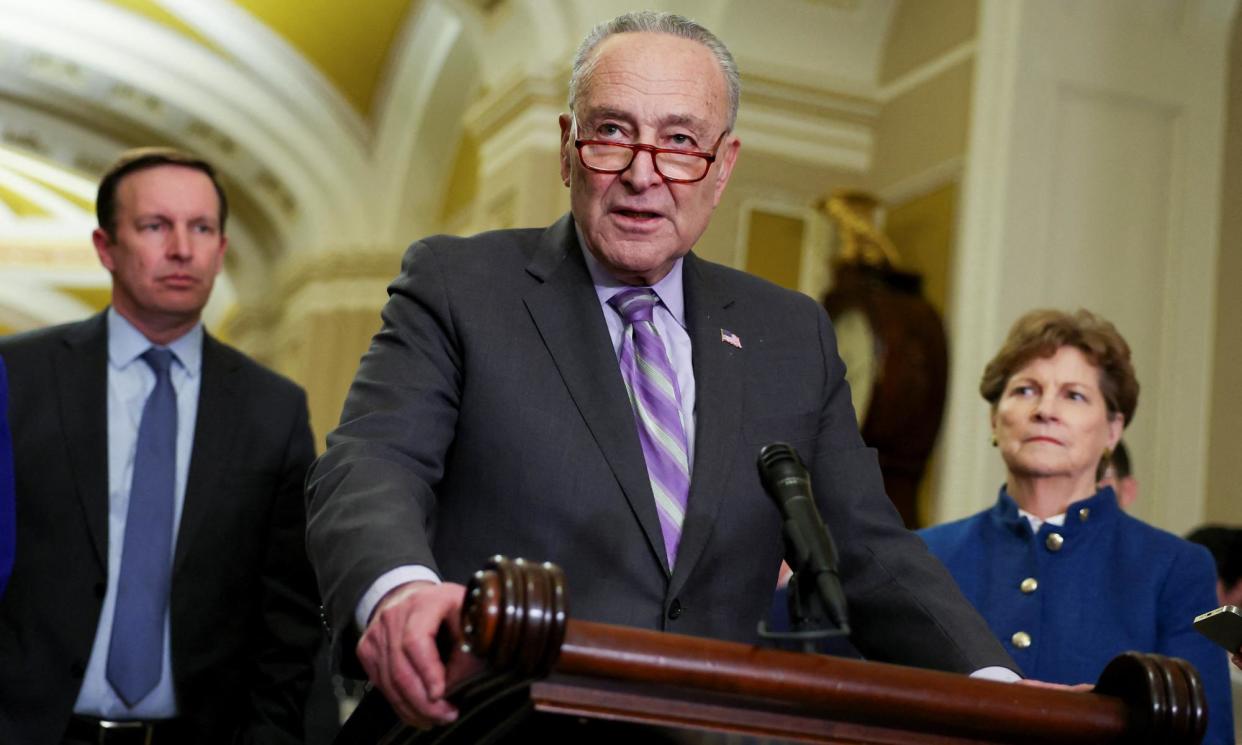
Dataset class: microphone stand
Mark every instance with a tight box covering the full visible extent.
[783,567,850,653]
[756,443,851,653]
[760,566,851,654]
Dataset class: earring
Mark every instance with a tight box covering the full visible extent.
[991,436,998,447]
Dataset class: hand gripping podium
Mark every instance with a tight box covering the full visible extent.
[336,557,1208,744]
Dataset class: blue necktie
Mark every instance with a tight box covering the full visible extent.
[106,347,176,706]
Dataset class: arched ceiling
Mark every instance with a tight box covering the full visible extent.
[0,0,902,334]
[234,0,419,118]
[111,0,421,120]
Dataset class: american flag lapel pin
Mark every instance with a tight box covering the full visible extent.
[720,328,742,349]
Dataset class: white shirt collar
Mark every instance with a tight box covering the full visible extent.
[1018,509,1066,533]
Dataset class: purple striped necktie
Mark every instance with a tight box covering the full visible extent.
[608,288,691,569]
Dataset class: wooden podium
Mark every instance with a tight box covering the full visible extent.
[336,557,1207,744]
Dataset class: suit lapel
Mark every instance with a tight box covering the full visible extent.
[669,255,743,597]
[523,216,671,573]
[56,314,111,566]
[174,333,242,574]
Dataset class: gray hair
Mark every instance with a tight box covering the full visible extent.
[568,11,740,131]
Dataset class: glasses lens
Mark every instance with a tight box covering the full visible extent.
[655,151,710,181]
[580,143,633,172]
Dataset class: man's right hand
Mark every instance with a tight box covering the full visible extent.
[356,580,470,728]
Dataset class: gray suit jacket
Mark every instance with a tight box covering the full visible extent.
[307,214,1011,674]
[0,313,321,745]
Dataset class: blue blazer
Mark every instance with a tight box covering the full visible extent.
[919,486,1234,744]
[0,356,13,599]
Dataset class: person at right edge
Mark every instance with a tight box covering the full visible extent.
[919,308,1234,744]
[1186,524,1242,743]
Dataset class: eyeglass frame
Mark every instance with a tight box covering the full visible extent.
[572,128,730,184]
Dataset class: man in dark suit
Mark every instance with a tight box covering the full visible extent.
[306,11,1015,728]
[0,148,322,744]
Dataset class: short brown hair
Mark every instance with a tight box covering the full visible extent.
[95,147,228,239]
[979,309,1139,426]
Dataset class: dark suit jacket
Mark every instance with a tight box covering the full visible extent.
[307,214,1012,674]
[0,357,13,600]
[0,313,322,745]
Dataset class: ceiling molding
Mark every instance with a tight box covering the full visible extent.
[737,74,876,173]
[875,40,976,104]
[876,156,963,206]
[159,0,372,151]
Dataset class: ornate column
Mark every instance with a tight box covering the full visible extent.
[461,71,569,234]
[226,249,399,448]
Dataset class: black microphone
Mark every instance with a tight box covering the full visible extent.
[758,442,850,631]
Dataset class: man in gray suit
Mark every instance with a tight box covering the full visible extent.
[306,11,1014,728]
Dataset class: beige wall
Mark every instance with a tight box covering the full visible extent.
[885,183,959,526]
[885,183,957,317]
[1205,15,1242,525]
[871,61,972,196]
[873,0,975,195]
[745,210,804,291]
[863,0,979,523]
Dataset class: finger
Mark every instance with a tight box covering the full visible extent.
[387,658,455,727]
[382,599,460,724]
[403,622,450,701]
[359,608,428,724]
[409,590,465,701]
[386,609,448,715]
[370,627,456,726]
[357,627,393,704]
[359,629,429,727]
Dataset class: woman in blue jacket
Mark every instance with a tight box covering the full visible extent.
[919,309,1233,744]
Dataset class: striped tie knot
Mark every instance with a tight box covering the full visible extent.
[608,288,659,325]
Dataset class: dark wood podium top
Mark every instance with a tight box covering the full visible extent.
[336,557,1206,745]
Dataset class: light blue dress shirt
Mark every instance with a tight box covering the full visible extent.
[73,309,202,718]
